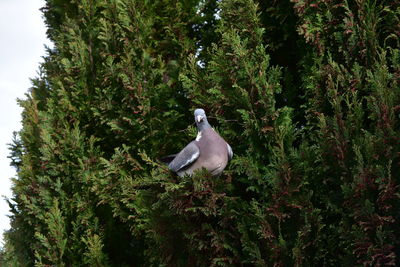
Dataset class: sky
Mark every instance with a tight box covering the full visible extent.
[0,0,51,246]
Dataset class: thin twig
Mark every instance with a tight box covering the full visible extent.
[178,122,196,132]
[208,116,239,122]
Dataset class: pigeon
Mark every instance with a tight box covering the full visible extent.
[166,108,233,177]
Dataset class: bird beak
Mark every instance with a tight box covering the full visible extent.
[196,115,204,123]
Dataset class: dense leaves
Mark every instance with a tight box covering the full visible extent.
[1,0,399,266]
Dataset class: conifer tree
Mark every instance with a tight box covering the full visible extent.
[2,0,399,266]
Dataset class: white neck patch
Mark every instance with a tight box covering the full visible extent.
[196,131,202,141]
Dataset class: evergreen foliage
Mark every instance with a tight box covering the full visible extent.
[2,0,399,266]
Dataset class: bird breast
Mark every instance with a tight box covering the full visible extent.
[193,129,228,174]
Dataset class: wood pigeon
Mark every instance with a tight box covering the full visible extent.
[166,109,233,177]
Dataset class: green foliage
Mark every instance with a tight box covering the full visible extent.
[2,0,400,266]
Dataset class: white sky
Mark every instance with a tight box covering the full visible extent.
[0,0,51,246]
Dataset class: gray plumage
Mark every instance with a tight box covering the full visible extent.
[168,109,233,177]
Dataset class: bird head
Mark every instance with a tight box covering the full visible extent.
[194,108,211,131]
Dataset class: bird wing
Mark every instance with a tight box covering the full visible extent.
[227,143,233,161]
[168,142,200,172]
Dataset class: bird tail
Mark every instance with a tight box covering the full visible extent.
[157,154,177,165]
